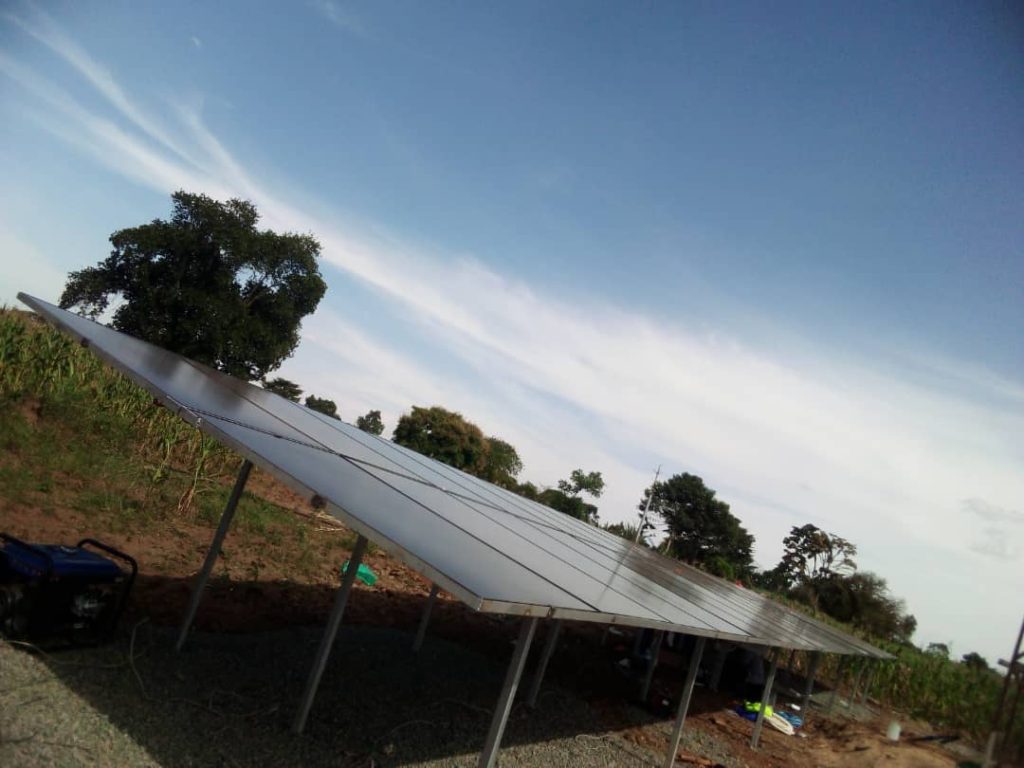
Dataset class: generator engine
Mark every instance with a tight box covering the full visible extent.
[0,533,136,646]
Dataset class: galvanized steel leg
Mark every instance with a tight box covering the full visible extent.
[750,649,779,749]
[849,659,866,709]
[664,636,706,768]
[640,630,665,702]
[858,661,877,706]
[292,535,368,734]
[827,656,848,714]
[800,651,822,717]
[478,617,539,768]
[709,643,727,692]
[412,583,439,653]
[175,459,252,651]
[526,619,562,708]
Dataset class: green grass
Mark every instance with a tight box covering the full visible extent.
[0,310,331,583]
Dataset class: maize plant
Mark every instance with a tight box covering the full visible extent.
[0,309,234,513]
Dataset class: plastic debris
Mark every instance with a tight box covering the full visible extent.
[341,560,378,586]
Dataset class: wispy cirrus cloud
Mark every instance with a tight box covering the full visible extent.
[2,9,1022,660]
[963,499,1024,561]
[971,528,1021,561]
[4,4,197,166]
[963,498,1024,526]
[309,0,368,39]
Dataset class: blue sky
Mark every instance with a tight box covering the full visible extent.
[1,1,1022,665]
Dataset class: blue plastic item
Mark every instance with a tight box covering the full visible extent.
[777,710,803,728]
[734,705,758,722]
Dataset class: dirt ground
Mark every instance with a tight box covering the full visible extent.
[0,467,976,767]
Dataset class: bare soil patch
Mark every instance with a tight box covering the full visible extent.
[0,448,973,767]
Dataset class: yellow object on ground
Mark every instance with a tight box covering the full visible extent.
[744,701,774,718]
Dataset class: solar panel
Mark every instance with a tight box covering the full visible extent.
[18,293,889,659]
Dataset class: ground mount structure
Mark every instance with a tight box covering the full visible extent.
[19,293,890,768]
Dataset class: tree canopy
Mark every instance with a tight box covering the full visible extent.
[482,437,523,488]
[926,642,951,658]
[603,521,648,545]
[392,405,489,475]
[538,487,600,525]
[761,522,916,644]
[961,652,989,672]
[305,395,339,420]
[772,523,857,592]
[807,570,917,644]
[356,409,384,435]
[533,468,606,525]
[641,472,754,575]
[262,377,303,402]
[59,191,326,381]
[558,469,605,498]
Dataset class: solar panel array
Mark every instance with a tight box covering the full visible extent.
[19,293,889,658]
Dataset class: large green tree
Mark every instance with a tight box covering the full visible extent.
[538,488,600,525]
[812,570,917,643]
[59,191,326,381]
[262,377,303,402]
[558,469,605,498]
[392,405,489,475]
[305,395,339,420]
[763,524,916,644]
[356,409,384,435]
[603,521,648,544]
[774,523,857,591]
[539,468,605,525]
[640,472,754,574]
[961,652,989,672]
[482,437,523,488]
[513,480,540,500]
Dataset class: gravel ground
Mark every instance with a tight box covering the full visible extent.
[0,624,735,767]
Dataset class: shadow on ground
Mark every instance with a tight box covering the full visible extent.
[4,574,741,767]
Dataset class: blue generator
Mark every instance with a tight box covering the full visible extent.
[0,533,136,645]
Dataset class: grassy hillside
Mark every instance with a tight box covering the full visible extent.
[0,308,1017,748]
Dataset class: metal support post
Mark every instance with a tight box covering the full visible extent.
[664,636,706,768]
[526,619,562,708]
[849,659,866,709]
[800,651,822,718]
[857,661,877,706]
[750,649,779,749]
[640,630,665,702]
[412,583,439,653]
[632,627,646,656]
[827,656,848,714]
[709,642,727,692]
[292,535,368,734]
[176,459,252,651]
[478,617,539,768]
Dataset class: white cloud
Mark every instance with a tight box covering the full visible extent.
[0,221,67,305]
[964,498,1024,526]
[5,5,198,167]
[190,35,202,49]
[309,0,368,38]
[971,528,1020,562]
[2,15,1022,662]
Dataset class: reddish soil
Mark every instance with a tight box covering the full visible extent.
[0,467,968,768]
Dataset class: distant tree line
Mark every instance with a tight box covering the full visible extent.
[377,400,919,647]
